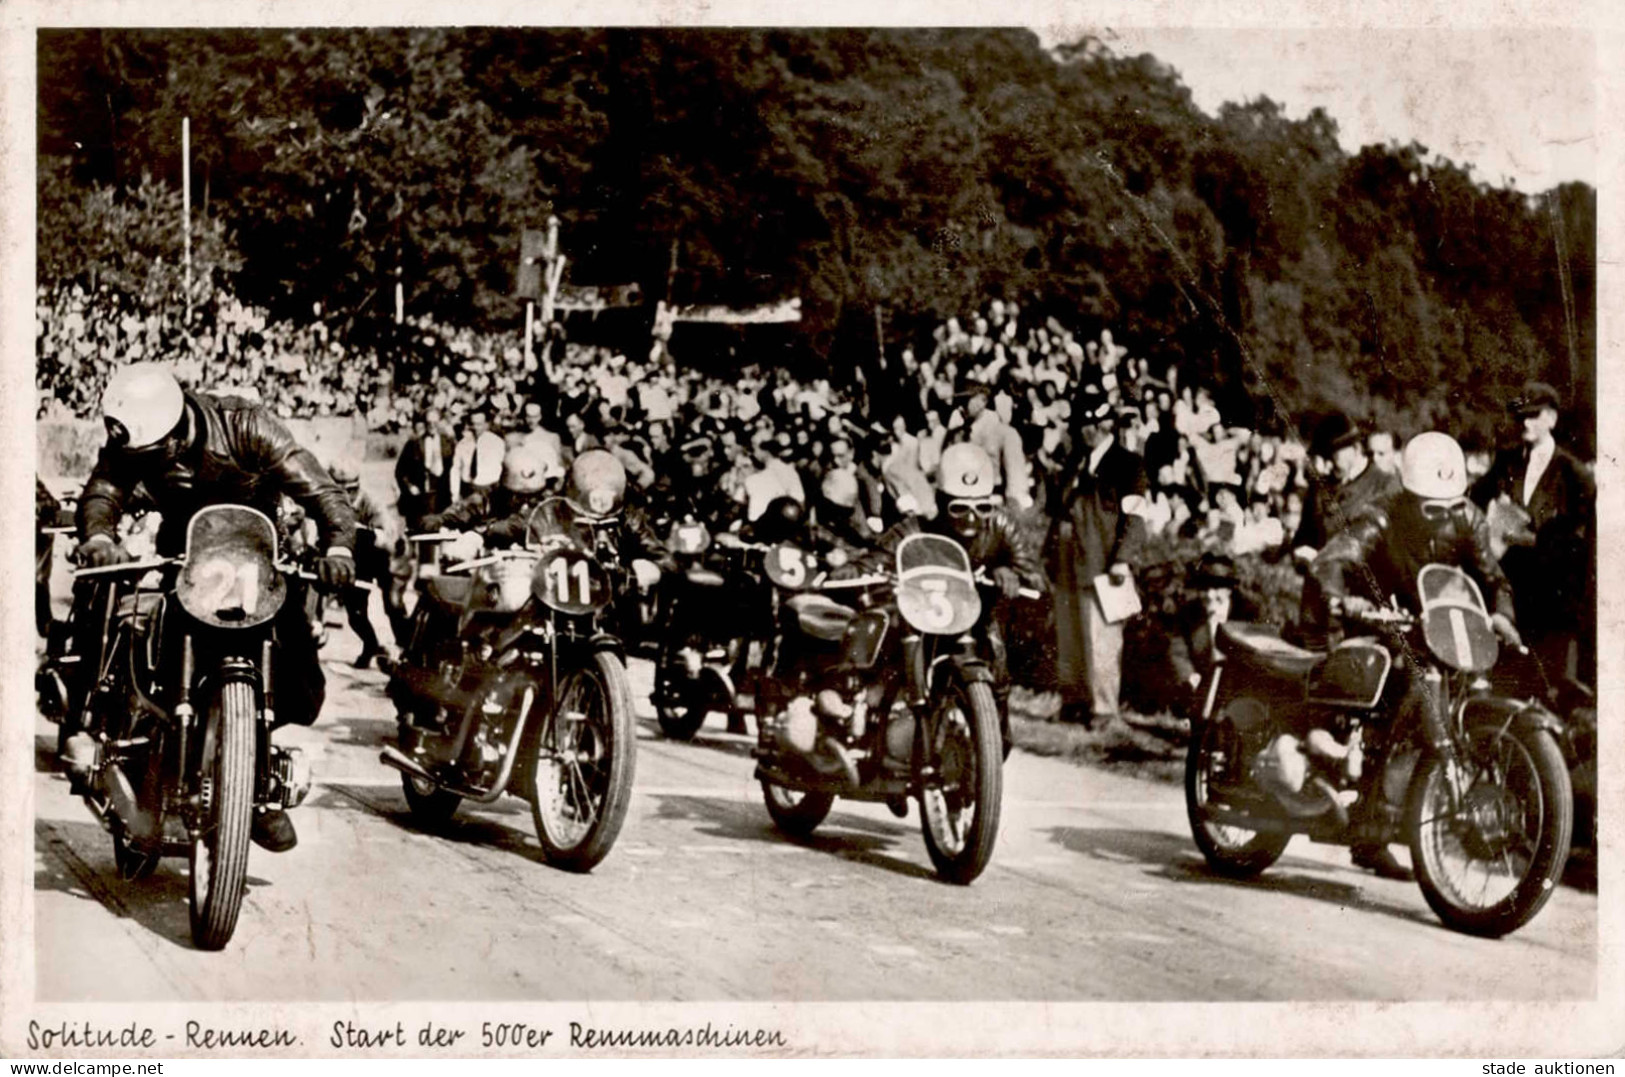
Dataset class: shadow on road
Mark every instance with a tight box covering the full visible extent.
[635,717,758,759]
[37,733,63,775]
[1042,825,1438,929]
[35,817,273,951]
[647,792,938,882]
[317,781,545,865]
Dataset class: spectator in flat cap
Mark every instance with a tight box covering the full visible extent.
[1470,380,1595,685]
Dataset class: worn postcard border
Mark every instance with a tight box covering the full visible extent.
[1,0,1619,1058]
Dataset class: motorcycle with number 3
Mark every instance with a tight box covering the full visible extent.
[383,496,635,871]
[753,533,1004,884]
[1185,563,1572,936]
[60,504,314,950]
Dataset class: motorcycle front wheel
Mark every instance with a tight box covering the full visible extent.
[1185,716,1290,878]
[188,679,255,950]
[761,780,834,837]
[529,653,636,872]
[918,678,1003,885]
[1408,721,1572,938]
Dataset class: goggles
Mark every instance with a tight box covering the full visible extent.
[946,499,997,521]
[1418,497,1467,522]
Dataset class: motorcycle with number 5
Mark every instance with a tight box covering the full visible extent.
[58,504,314,950]
[383,497,636,871]
[753,532,1005,884]
[1185,562,1572,936]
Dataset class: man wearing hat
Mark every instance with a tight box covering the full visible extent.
[1292,411,1401,560]
[1470,380,1595,685]
[1168,553,1257,703]
[1045,383,1150,728]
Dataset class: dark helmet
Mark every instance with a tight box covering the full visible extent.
[754,496,807,545]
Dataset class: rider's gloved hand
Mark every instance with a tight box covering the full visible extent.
[1331,594,1372,618]
[316,548,356,589]
[73,534,129,568]
[631,559,661,591]
[993,566,1022,600]
[1491,612,1523,648]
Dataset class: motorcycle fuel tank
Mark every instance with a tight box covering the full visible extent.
[1306,639,1391,709]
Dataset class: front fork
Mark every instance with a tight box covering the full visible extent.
[1416,666,1471,804]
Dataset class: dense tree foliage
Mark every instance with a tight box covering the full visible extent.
[38,28,1595,451]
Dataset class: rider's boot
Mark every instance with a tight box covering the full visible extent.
[1350,842,1411,881]
[252,807,298,853]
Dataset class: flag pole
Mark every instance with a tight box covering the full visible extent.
[182,117,192,320]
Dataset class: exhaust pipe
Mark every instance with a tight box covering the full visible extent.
[379,744,437,784]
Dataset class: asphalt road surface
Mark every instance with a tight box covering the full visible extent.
[33,624,1596,1003]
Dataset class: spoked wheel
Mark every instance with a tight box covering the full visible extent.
[1185,715,1290,877]
[761,780,834,837]
[1408,721,1572,937]
[529,653,636,872]
[188,680,255,951]
[918,679,1003,885]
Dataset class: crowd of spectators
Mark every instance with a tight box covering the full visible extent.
[37,283,1491,569]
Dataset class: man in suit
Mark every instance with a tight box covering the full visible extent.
[1045,383,1149,728]
[1470,381,1595,685]
[1293,411,1401,561]
[394,411,453,532]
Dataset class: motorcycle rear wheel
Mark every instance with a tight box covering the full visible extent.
[1408,721,1572,938]
[529,653,637,872]
[654,650,709,741]
[761,780,834,837]
[1185,716,1291,878]
[188,679,255,951]
[919,679,1003,885]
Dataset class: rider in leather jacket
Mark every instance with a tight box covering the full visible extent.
[68,364,358,853]
[1305,432,1521,880]
[843,443,1045,754]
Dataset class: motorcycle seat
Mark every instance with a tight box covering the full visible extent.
[1217,622,1323,678]
[786,593,855,642]
[685,566,727,588]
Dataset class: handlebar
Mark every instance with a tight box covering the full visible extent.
[408,531,466,543]
[70,557,176,579]
[972,569,1043,601]
[441,549,538,575]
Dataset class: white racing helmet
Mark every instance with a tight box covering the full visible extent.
[102,363,184,449]
[821,469,859,509]
[502,444,549,495]
[1400,431,1468,499]
[566,449,628,517]
[938,442,998,499]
